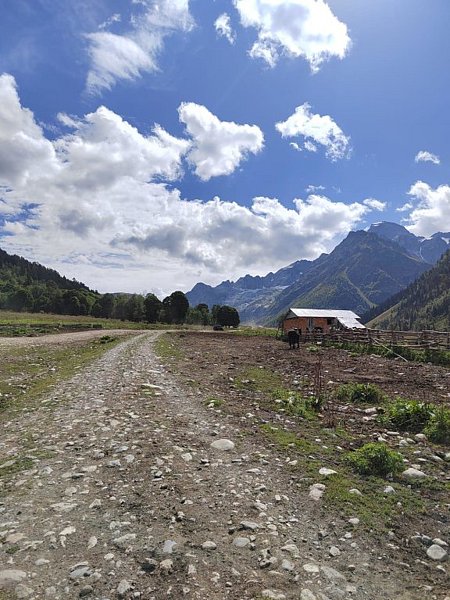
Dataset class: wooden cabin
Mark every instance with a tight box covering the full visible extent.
[283,308,365,335]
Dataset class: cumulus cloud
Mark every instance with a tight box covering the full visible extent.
[214,13,236,44]
[178,102,264,180]
[414,150,440,165]
[116,193,370,271]
[0,73,376,295]
[363,198,386,211]
[86,0,194,93]
[405,181,450,236]
[276,103,350,161]
[233,0,351,71]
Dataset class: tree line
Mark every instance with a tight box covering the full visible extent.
[0,247,240,326]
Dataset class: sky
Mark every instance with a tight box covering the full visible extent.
[1,0,450,297]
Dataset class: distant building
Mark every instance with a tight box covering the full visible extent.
[283,308,365,334]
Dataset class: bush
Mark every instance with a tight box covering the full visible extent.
[382,398,434,432]
[335,382,386,404]
[346,443,403,477]
[424,406,450,445]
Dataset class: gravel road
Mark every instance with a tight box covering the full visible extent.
[0,332,446,599]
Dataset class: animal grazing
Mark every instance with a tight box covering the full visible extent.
[287,329,300,349]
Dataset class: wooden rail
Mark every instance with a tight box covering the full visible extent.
[294,328,450,351]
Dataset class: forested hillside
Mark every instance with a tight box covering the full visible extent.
[0,248,98,315]
[366,249,450,331]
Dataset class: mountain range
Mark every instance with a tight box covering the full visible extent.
[187,222,450,325]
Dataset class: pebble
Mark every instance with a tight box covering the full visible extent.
[240,520,259,531]
[117,579,132,597]
[261,590,286,600]
[15,584,34,599]
[202,541,217,550]
[233,537,251,548]
[321,565,346,582]
[210,439,235,451]
[79,586,94,597]
[348,518,360,526]
[426,544,448,561]
[303,564,320,574]
[113,533,137,549]
[384,486,395,494]
[319,467,337,477]
[300,591,317,600]
[309,483,325,501]
[0,570,27,588]
[329,546,341,557]
[349,488,362,496]
[159,559,173,572]
[162,540,177,554]
[402,468,427,479]
[281,559,294,571]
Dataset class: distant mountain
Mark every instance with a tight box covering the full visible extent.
[368,222,450,264]
[187,259,314,322]
[365,249,450,331]
[257,231,431,324]
[187,222,449,324]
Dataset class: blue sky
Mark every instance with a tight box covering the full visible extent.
[0,0,449,295]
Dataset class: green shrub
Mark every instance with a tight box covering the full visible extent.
[272,389,316,418]
[346,443,403,477]
[424,406,450,445]
[335,382,385,404]
[382,398,434,432]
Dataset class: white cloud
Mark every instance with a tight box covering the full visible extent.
[405,181,450,236]
[276,103,350,161]
[116,193,370,272]
[396,202,413,213]
[414,150,440,165]
[214,13,236,44]
[0,74,377,295]
[86,0,194,93]
[178,102,264,180]
[305,184,325,193]
[98,13,122,30]
[363,198,386,211]
[289,142,301,152]
[233,0,351,71]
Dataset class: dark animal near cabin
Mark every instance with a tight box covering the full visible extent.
[287,329,300,349]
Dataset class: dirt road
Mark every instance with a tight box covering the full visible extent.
[0,332,447,599]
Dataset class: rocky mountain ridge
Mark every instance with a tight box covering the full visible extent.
[186,222,450,324]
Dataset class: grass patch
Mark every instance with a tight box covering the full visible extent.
[154,333,183,359]
[238,367,317,418]
[0,335,128,420]
[261,424,318,455]
[335,382,386,404]
[261,425,427,528]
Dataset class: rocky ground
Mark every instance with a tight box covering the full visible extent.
[0,330,448,600]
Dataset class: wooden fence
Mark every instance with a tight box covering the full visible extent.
[295,328,450,351]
